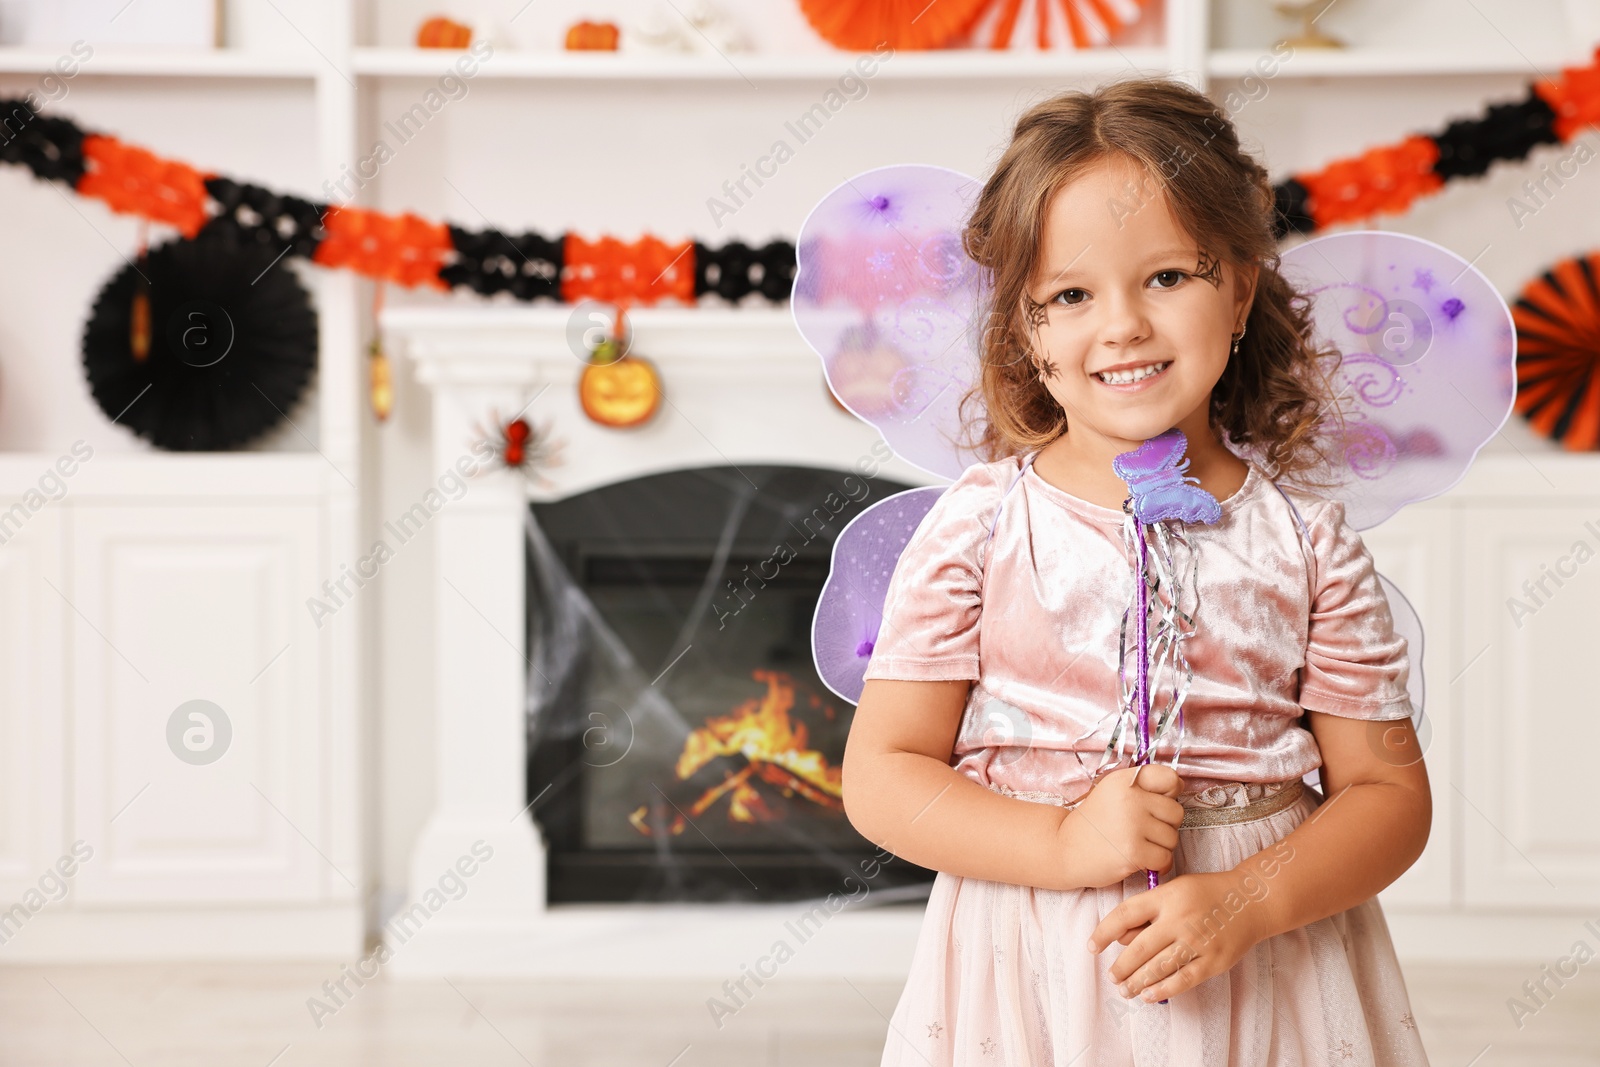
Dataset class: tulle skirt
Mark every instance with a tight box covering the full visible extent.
[879,779,1430,1067]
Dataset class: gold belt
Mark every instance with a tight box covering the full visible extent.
[1178,779,1305,828]
[992,778,1306,828]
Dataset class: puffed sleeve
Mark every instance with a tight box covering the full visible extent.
[1297,499,1415,720]
[860,461,1004,683]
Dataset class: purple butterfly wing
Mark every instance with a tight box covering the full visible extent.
[812,486,946,704]
[1134,483,1222,525]
[1378,573,1426,721]
[1112,428,1187,480]
[1114,429,1221,524]
[1271,232,1482,788]
[1277,231,1516,531]
[792,165,990,481]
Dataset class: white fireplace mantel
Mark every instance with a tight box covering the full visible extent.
[388,305,939,501]
[378,305,934,979]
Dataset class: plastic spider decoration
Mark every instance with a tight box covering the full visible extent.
[473,410,565,490]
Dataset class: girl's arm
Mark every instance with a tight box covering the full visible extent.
[843,677,1181,892]
[843,677,1080,889]
[1088,710,1431,1004]
[1233,711,1432,939]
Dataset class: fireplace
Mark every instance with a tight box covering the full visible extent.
[382,305,937,978]
[526,464,938,903]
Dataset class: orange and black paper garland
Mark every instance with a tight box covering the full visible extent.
[0,95,796,306]
[1271,46,1600,237]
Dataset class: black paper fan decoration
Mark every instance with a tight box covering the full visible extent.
[82,232,318,451]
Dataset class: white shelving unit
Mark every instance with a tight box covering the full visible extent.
[1205,47,1583,78]
[0,0,1596,963]
[0,2,366,960]
[0,48,319,76]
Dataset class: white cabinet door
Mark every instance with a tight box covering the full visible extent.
[1460,503,1600,908]
[0,510,67,904]
[70,503,330,904]
[1363,507,1455,909]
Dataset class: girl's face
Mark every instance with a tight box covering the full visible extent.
[1023,155,1256,451]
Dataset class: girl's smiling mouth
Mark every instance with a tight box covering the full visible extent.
[1093,360,1172,387]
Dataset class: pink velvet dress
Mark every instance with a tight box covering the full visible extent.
[861,451,1430,1067]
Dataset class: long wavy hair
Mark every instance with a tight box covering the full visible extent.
[957,78,1345,484]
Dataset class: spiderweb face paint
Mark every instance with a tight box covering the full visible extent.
[1194,248,1223,288]
[1024,295,1050,330]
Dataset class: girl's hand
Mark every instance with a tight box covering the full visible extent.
[1085,870,1272,1002]
[1060,764,1186,889]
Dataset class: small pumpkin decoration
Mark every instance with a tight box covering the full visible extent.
[416,16,473,49]
[580,353,662,427]
[565,20,621,51]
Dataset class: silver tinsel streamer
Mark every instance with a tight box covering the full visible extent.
[1068,512,1202,785]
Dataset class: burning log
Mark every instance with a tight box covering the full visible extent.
[629,669,844,837]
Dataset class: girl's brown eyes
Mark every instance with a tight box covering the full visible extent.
[1049,272,1189,306]
[1049,273,1190,307]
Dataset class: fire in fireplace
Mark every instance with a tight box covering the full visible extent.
[629,668,843,837]
[525,463,939,903]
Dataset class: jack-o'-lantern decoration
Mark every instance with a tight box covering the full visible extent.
[821,326,907,419]
[580,353,661,428]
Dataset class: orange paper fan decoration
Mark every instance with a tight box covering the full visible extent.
[797,0,990,50]
[966,0,1147,50]
[1512,253,1600,451]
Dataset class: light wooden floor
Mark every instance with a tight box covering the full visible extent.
[0,961,1594,1065]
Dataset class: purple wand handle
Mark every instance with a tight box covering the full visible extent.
[1135,523,1158,893]
[1135,521,1170,1007]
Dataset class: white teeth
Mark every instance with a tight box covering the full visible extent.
[1096,361,1170,385]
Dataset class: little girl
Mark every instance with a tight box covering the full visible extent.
[841,80,1434,1066]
